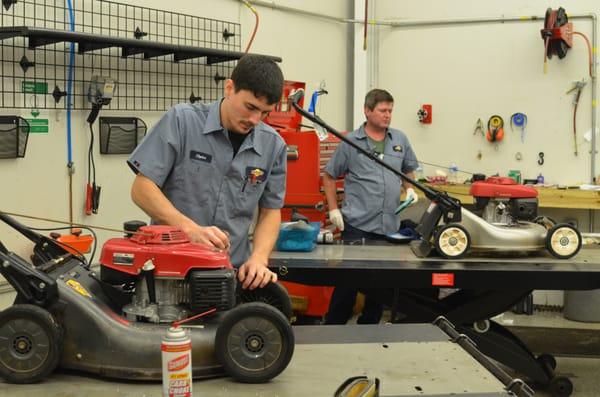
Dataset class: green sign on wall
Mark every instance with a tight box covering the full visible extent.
[26,118,49,133]
[22,81,48,94]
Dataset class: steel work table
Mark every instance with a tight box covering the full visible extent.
[271,244,600,290]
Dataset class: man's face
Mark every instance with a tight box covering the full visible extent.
[365,101,393,130]
[222,79,275,134]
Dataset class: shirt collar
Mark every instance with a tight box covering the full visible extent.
[202,99,225,135]
[356,122,392,140]
[202,99,264,156]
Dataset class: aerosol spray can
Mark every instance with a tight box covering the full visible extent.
[317,230,334,244]
[162,326,192,397]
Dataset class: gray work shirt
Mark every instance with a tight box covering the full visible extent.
[325,124,418,235]
[128,100,287,266]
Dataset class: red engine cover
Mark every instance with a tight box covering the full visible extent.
[470,177,538,199]
[99,225,232,278]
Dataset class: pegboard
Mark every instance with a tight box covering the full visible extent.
[0,0,241,111]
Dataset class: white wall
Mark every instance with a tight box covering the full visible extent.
[373,0,598,186]
[0,0,352,259]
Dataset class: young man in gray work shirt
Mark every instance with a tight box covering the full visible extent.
[127,55,287,290]
[322,88,419,324]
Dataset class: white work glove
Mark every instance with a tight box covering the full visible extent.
[405,187,419,205]
[329,208,344,231]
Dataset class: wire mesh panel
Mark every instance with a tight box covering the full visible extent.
[0,0,241,111]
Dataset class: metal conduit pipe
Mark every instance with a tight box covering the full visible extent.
[242,0,348,23]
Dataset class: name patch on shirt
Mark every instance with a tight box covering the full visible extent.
[245,167,267,185]
[393,145,403,153]
[190,150,212,163]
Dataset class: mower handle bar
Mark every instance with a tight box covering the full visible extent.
[289,91,460,211]
[0,212,45,244]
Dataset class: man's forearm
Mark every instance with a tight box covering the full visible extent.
[249,207,281,263]
[403,171,416,190]
[322,173,339,210]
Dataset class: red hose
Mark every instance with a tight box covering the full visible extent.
[573,31,593,78]
[242,1,259,53]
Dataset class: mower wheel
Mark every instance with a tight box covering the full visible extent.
[215,302,294,383]
[435,223,471,259]
[237,282,293,320]
[0,304,62,383]
[546,223,582,259]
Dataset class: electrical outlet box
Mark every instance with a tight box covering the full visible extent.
[418,104,432,124]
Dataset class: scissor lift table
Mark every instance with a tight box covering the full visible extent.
[270,244,600,396]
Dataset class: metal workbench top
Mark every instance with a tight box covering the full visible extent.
[270,245,600,290]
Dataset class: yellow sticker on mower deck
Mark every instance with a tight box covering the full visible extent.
[66,279,92,298]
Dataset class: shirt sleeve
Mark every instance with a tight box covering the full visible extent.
[259,142,287,209]
[127,106,181,188]
[324,141,350,178]
[401,139,419,174]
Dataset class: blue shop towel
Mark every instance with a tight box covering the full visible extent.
[276,221,320,252]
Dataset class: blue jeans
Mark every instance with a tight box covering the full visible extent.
[324,222,385,325]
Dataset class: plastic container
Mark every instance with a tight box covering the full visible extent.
[564,290,600,322]
[55,231,94,255]
[276,221,320,252]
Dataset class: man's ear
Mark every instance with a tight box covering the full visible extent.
[224,79,234,97]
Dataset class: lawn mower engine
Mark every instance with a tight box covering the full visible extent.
[471,177,538,226]
[99,221,236,323]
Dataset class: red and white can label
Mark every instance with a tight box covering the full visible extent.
[162,340,192,397]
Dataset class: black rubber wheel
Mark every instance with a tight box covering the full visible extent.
[548,376,573,397]
[545,223,582,259]
[537,353,557,371]
[237,282,293,320]
[215,302,294,383]
[435,223,471,259]
[0,304,62,384]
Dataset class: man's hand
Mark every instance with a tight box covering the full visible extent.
[329,208,344,231]
[405,187,419,205]
[183,224,230,250]
[238,257,277,290]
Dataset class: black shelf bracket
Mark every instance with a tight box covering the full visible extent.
[0,26,282,64]
[2,0,17,11]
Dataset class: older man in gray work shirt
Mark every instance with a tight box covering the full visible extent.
[322,88,420,324]
[127,55,287,290]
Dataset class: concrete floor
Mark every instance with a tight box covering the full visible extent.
[536,356,600,397]
[0,324,511,397]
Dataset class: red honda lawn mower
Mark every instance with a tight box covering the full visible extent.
[441,176,582,260]
[0,213,294,384]
[290,93,582,260]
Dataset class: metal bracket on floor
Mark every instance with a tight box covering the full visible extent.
[433,315,535,397]
[505,378,535,397]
